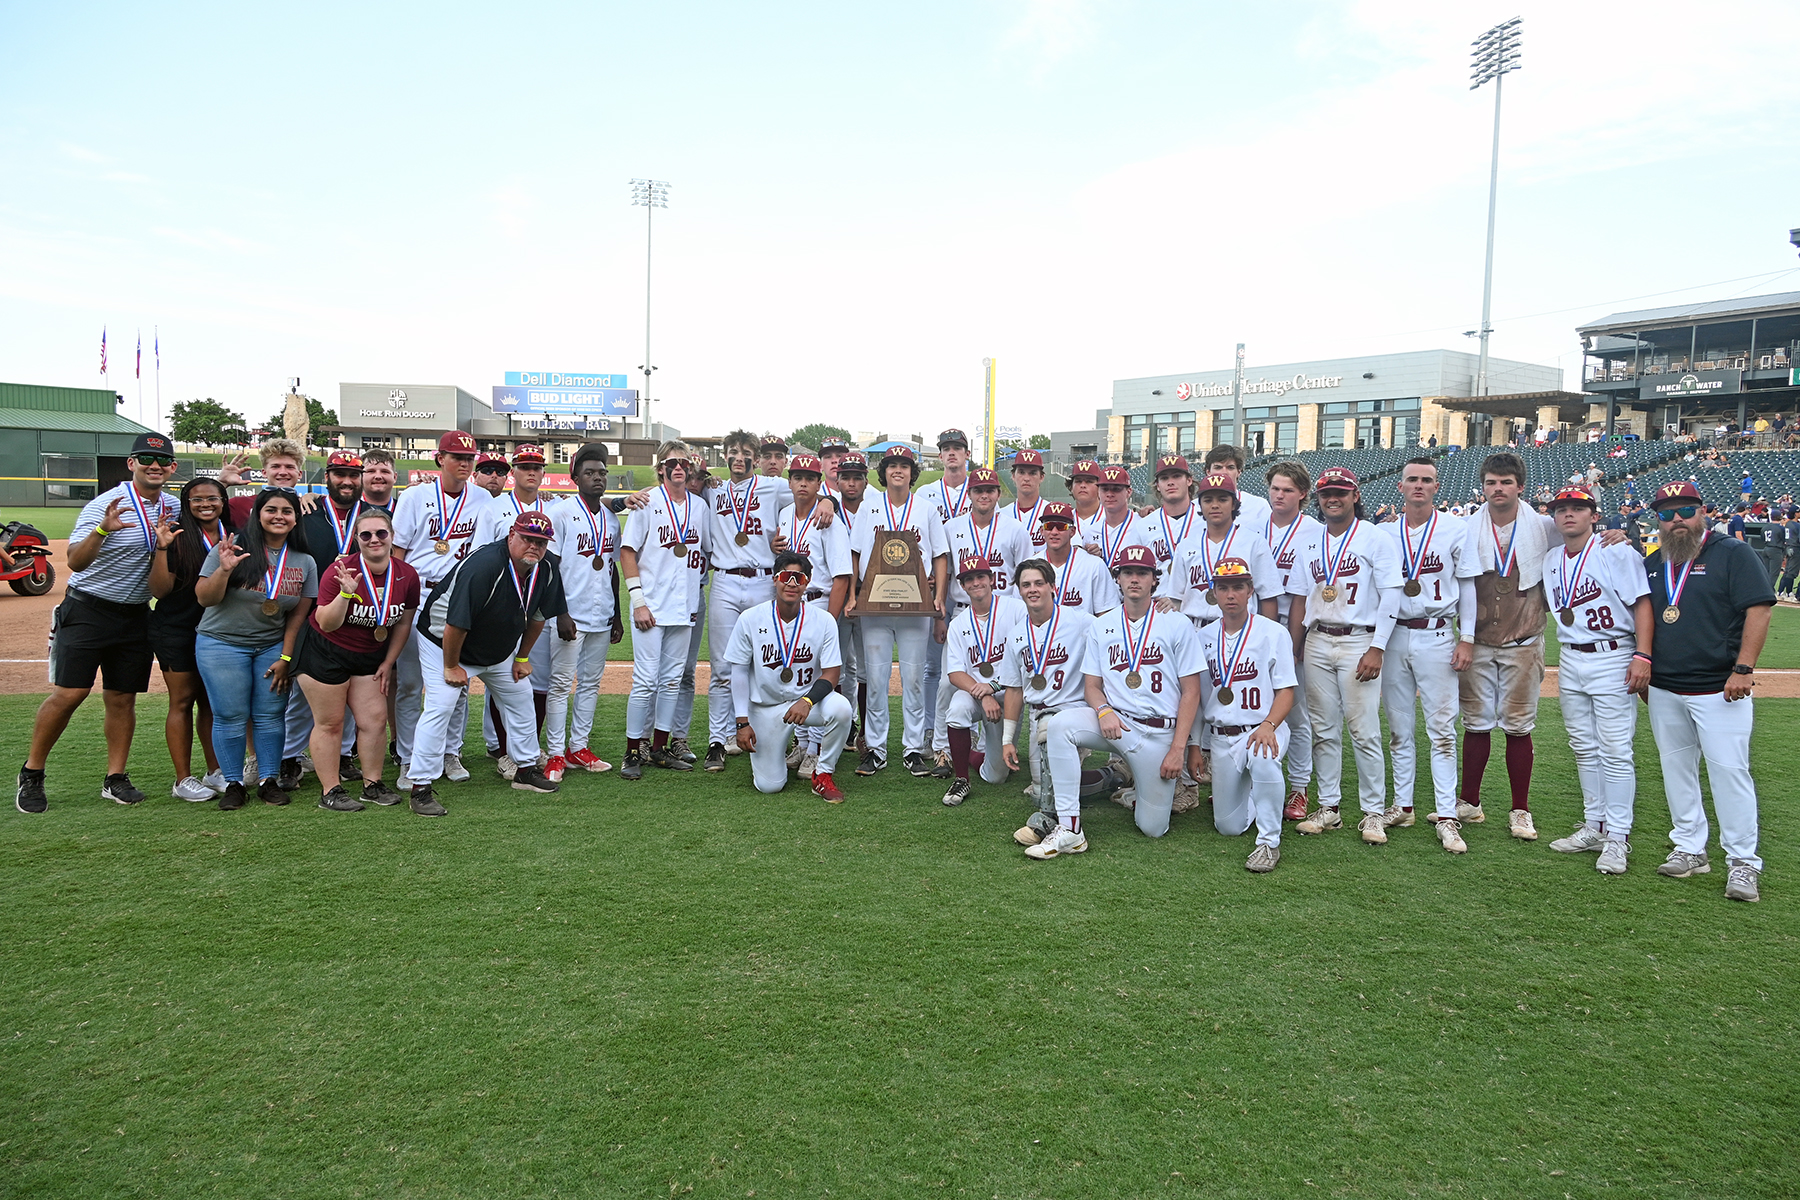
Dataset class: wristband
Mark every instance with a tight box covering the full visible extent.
[1097,705,1115,718]
[278,654,292,663]
[95,527,111,538]
[624,576,641,591]
[1632,652,1651,663]
[736,717,750,728]
[805,678,835,704]
[514,656,530,663]
[796,696,814,709]
[1002,718,1018,742]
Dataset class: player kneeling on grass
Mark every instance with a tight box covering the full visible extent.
[1050,545,1203,840]
[940,553,1026,807]
[1541,487,1653,875]
[1196,559,1296,873]
[725,553,854,801]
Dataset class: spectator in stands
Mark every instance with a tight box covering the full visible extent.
[1741,472,1754,503]
[1585,462,1604,490]
[1428,435,1438,448]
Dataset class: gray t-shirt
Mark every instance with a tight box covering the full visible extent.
[196,543,318,648]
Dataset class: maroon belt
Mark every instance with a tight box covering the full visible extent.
[1125,714,1175,729]
[1565,638,1627,653]
[1397,617,1449,630]
[1314,623,1374,636]
[1210,723,1256,736]
[721,567,772,578]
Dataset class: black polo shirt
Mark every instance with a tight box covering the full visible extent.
[300,497,391,565]
[418,539,567,668]
[1645,534,1775,694]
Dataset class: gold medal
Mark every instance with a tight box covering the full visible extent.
[734,532,750,547]
[779,667,793,683]
[433,539,450,555]
[1204,589,1216,606]
[591,554,605,571]
[1217,687,1233,705]
[978,661,993,678]
[1662,604,1680,624]
[261,599,279,616]
[673,541,689,557]
[1030,673,1048,689]
[373,626,389,642]
[1320,586,1337,602]
[1403,579,1421,597]
[1559,607,1575,626]
[1125,670,1143,689]
[1496,577,1514,594]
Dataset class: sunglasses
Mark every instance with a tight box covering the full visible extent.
[357,528,391,542]
[774,571,808,585]
[476,464,509,475]
[135,454,175,467]
[1657,506,1700,521]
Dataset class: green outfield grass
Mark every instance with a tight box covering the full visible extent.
[2,694,1794,1197]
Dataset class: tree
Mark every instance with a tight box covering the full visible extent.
[789,422,851,452]
[259,396,338,445]
[1028,434,1051,450]
[169,398,247,447]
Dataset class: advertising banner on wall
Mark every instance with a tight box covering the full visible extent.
[491,384,639,417]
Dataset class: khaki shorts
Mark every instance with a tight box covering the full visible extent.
[1458,640,1544,735]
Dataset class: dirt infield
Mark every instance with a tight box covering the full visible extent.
[8,541,1799,699]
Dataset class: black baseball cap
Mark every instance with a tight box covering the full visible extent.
[131,432,174,457]
[936,428,969,449]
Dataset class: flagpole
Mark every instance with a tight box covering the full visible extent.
[155,328,162,435]
[136,329,143,423]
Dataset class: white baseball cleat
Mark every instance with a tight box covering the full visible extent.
[1295,807,1342,835]
[1456,801,1486,824]
[1024,827,1088,859]
[1596,839,1630,875]
[1111,786,1136,811]
[495,756,519,781]
[1358,813,1388,845]
[1508,809,1538,840]
[1550,823,1605,853]
[1381,805,1415,828]
[443,754,470,783]
[1245,844,1281,873]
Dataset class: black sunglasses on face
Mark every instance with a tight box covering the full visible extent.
[476,465,508,475]
[135,455,175,467]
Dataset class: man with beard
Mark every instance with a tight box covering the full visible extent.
[1643,481,1774,902]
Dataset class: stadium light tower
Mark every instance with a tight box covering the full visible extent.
[630,178,670,440]
[1470,17,1522,400]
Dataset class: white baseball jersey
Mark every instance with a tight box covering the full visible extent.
[943,512,1034,604]
[1291,518,1402,628]
[1042,548,1116,616]
[1200,613,1297,727]
[1542,535,1650,646]
[473,490,554,550]
[392,479,494,585]
[1083,604,1205,720]
[547,495,620,632]
[701,475,785,570]
[945,593,1027,680]
[849,492,948,584]
[1007,496,1048,552]
[1082,511,1157,571]
[1234,490,1272,530]
[778,500,851,601]
[1262,512,1323,621]
[1172,523,1282,622]
[917,475,974,526]
[723,599,843,706]
[621,485,709,625]
[1145,503,1201,599]
[1382,511,1480,621]
[999,606,1094,710]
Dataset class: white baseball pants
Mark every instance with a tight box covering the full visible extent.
[924,630,947,751]
[859,615,931,763]
[709,573,774,751]
[945,690,1011,784]
[796,598,841,754]
[748,692,853,793]
[1285,653,1313,791]
[628,623,692,739]
[1209,724,1290,848]
[397,636,467,776]
[1647,686,1760,870]
[1049,707,1178,837]
[1557,642,1639,837]
[482,632,550,751]
[672,604,704,739]
[1305,628,1385,816]
[413,656,537,783]
[1381,624,1461,819]
[545,629,610,757]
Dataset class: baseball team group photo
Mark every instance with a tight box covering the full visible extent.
[6,3,1799,1196]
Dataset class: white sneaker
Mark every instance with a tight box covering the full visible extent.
[1436,817,1468,854]
[200,769,227,792]
[172,775,215,802]
[395,773,415,790]
[1508,809,1538,840]
[724,742,744,756]
[1550,823,1605,854]
[443,754,471,783]
[1245,844,1281,873]
[1358,813,1388,845]
[1596,839,1630,875]
[495,756,519,782]
[1025,826,1088,859]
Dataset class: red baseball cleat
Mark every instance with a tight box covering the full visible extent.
[1283,790,1309,822]
[811,771,845,803]
[543,755,566,782]
[567,748,612,773]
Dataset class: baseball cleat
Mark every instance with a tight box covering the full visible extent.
[1194,753,1211,784]
[1358,813,1388,845]
[1022,781,1040,801]
[442,754,471,783]
[318,785,365,813]
[172,775,215,802]
[409,784,446,816]
[704,743,727,772]
[1110,786,1136,810]
[1455,801,1486,824]
[785,739,806,769]
[494,755,519,781]
[1436,817,1468,854]
[724,742,744,756]
[647,745,692,772]
[1106,754,1133,787]
[1725,863,1761,902]
[1381,805,1415,828]
[942,779,971,807]
[217,782,247,811]
[855,749,882,776]
[568,748,611,773]
[1245,844,1281,873]
[16,766,46,814]
[799,752,818,778]
[1170,782,1201,814]
[620,750,645,781]
[904,751,934,777]
[1283,790,1309,821]
[1550,823,1606,853]
[103,773,146,805]
[543,755,566,782]
[1025,826,1088,859]
[668,736,698,765]
[1295,807,1341,835]
[810,771,845,803]
[931,750,954,779]
[1508,809,1538,840]
[1596,839,1630,874]
[1656,850,1710,878]
[512,764,560,794]
[1014,823,1044,846]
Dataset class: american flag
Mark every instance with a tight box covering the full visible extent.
[99,327,107,375]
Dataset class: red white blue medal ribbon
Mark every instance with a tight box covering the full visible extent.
[883,491,914,536]
[263,544,290,604]
[1157,505,1194,563]
[942,478,968,519]
[968,601,998,669]
[1401,512,1436,582]
[773,601,805,675]
[661,485,694,553]
[125,485,158,555]
[581,501,608,565]
[1211,614,1256,693]
[1121,606,1155,678]
[1098,515,1132,568]
[199,520,222,551]
[788,503,819,556]
[357,555,393,627]
[435,479,469,545]
[509,560,540,614]
[330,499,362,555]
[1490,518,1519,579]
[1026,604,1061,682]
[1321,519,1360,593]
[1202,526,1239,591]
[728,476,758,540]
[1266,516,1301,572]
[1557,533,1599,611]
[1664,530,1707,609]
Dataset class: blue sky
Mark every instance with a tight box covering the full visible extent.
[3,0,1797,441]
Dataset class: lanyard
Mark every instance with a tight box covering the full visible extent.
[357,555,394,625]
[1211,614,1256,692]
[509,560,541,614]
[1557,534,1600,610]
[435,480,469,542]
[727,476,759,539]
[1201,526,1239,591]
[1157,504,1194,560]
[883,491,914,534]
[773,601,805,675]
[1490,517,1519,578]
[1321,520,1360,591]
[263,543,289,602]
[124,485,159,555]
[661,485,694,550]
[1664,531,1707,607]
[788,502,819,554]
[1026,605,1062,681]
[1401,512,1437,581]
[1121,606,1155,677]
[330,499,362,555]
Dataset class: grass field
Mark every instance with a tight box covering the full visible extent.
[2,693,1795,1197]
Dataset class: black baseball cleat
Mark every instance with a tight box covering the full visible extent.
[620,750,645,781]
[647,745,693,772]
[511,764,560,794]
[903,751,933,777]
[258,778,290,806]
[942,779,971,807]
[102,773,146,805]
[277,757,304,791]
[855,749,882,777]
[318,785,365,812]
[704,742,727,772]
[409,784,446,816]
[218,782,248,811]
[16,765,46,814]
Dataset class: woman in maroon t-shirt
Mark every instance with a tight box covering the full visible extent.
[296,508,420,810]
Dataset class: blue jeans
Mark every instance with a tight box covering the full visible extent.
[195,634,288,784]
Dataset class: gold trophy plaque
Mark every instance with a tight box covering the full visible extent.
[857,528,933,614]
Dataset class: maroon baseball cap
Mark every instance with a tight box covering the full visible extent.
[1011,449,1046,470]
[511,511,555,540]
[1154,454,1191,477]
[1098,465,1131,487]
[476,447,509,468]
[879,445,918,468]
[327,450,364,472]
[837,451,868,474]
[1212,556,1254,581]
[956,552,993,578]
[1113,544,1159,572]
[1197,472,1238,496]
[1652,480,1703,507]
[968,467,1001,488]
[1070,459,1101,481]
[438,430,479,455]
[1549,487,1597,510]
[788,454,824,476]
[759,434,788,454]
[1039,501,1076,526]
[511,443,546,465]
[1315,467,1360,493]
